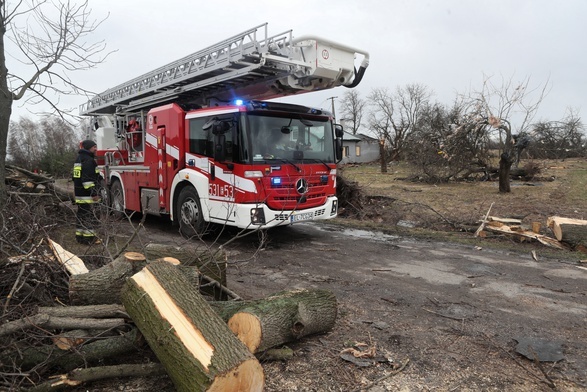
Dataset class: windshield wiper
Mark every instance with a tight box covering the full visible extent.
[280,159,301,172]
[309,158,332,171]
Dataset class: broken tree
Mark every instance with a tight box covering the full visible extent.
[121,260,264,392]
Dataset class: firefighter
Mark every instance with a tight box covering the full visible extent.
[72,140,102,244]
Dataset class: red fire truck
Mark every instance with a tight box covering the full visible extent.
[80,23,369,237]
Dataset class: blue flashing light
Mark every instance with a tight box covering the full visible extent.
[234,99,244,106]
[271,177,282,187]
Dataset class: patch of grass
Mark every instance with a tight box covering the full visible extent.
[336,158,587,259]
[566,166,587,210]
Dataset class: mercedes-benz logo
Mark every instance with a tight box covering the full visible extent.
[295,178,308,195]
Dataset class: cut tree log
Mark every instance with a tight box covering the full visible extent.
[144,243,228,300]
[121,260,264,392]
[547,216,587,247]
[209,289,338,353]
[144,242,226,281]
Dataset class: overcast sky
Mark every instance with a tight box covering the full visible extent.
[9,0,587,127]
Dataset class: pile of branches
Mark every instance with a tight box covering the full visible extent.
[336,174,364,218]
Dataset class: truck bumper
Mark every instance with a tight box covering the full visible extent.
[209,196,338,229]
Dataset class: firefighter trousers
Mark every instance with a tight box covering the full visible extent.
[75,203,98,244]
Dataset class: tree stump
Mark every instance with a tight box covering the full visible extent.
[121,261,264,391]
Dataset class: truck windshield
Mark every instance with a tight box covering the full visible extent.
[245,113,335,163]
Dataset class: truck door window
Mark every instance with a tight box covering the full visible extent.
[189,115,237,162]
[188,118,210,156]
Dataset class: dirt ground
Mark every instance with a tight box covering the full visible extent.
[122,217,585,392]
[2,158,587,391]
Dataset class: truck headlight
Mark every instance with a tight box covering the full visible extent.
[250,208,266,224]
[331,200,338,215]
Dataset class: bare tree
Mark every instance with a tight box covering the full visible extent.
[339,90,366,135]
[368,84,432,172]
[461,74,548,192]
[0,0,109,203]
[7,117,44,170]
[367,88,393,173]
[529,108,585,159]
[404,101,493,182]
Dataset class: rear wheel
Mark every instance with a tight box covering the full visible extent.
[177,187,206,238]
[110,180,125,219]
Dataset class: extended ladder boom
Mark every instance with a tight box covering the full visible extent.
[79,23,369,116]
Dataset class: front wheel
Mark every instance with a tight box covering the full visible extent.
[177,187,207,238]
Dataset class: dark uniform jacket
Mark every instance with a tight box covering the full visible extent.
[72,149,100,203]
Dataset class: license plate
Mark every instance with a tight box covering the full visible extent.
[290,211,314,223]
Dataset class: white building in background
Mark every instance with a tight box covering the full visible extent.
[340,131,380,164]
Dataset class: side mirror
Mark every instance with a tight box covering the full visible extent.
[335,139,343,161]
[334,124,343,161]
[212,121,231,135]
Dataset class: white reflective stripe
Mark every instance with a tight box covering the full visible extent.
[214,165,257,193]
[166,144,179,160]
[82,181,95,189]
[146,133,157,148]
[186,153,210,172]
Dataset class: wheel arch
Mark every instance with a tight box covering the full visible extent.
[170,169,210,225]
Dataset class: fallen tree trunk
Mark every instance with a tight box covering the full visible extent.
[38,304,128,319]
[547,216,587,248]
[69,252,206,305]
[1,328,141,371]
[27,363,167,392]
[121,261,264,391]
[0,313,126,337]
[69,252,147,305]
[209,289,337,353]
[6,164,74,202]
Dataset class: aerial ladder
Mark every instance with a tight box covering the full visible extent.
[79,23,369,117]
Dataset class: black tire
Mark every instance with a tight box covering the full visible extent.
[177,187,206,238]
[95,178,110,219]
[109,180,126,219]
